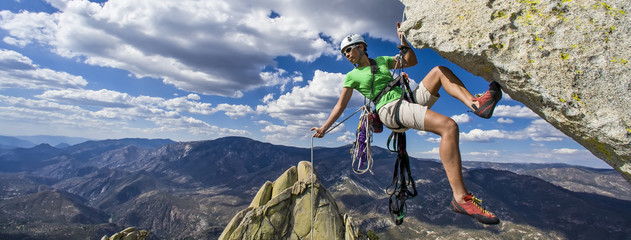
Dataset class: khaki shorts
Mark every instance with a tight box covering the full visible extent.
[377,83,439,132]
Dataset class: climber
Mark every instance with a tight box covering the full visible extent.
[310,23,502,225]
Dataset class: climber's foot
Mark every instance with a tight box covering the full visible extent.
[471,81,502,119]
[451,193,500,225]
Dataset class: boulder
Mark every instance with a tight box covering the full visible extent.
[101,227,150,240]
[399,0,631,182]
[218,161,358,240]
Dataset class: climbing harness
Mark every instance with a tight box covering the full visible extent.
[343,30,420,224]
[311,16,420,228]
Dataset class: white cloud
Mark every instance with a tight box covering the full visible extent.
[466,150,500,157]
[422,148,439,154]
[34,88,256,118]
[0,0,404,97]
[256,70,365,143]
[553,148,582,154]
[493,105,539,118]
[451,113,470,124]
[259,122,311,145]
[459,119,566,142]
[521,119,566,142]
[215,103,254,119]
[0,49,87,89]
[37,89,135,108]
[497,117,514,124]
[0,11,57,47]
[460,129,519,142]
[414,147,439,159]
[336,131,355,144]
[425,137,441,143]
[416,130,431,137]
[186,93,200,101]
[0,91,252,139]
[261,93,275,104]
[260,68,303,92]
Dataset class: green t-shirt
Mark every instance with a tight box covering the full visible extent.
[343,56,402,110]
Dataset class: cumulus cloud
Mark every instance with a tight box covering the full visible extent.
[451,113,470,124]
[256,70,364,143]
[521,119,566,141]
[497,117,514,124]
[416,130,431,137]
[34,88,257,118]
[460,129,520,142]
[37,89,136,108]
[493,105,539,118]
[0,0,404,97]
[261,93,275,104]
[260,68,303,92]
[414,147,439,159]
[336,131,355,144]
[553,148,582,154]
[459,119,566,142]
[0,49,87,89]
[0,89,252,139]
[215,103,254,119]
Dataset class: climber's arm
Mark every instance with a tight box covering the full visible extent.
[392,22,417,69]
[311,87,353,138]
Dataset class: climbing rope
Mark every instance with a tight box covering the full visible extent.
[310,100,367,239]
[351,105,374,175]
[310,136,314,240]
[324,106,363,135]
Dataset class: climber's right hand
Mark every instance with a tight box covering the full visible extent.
[310,127,325,138]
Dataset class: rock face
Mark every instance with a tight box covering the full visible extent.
[219,161,358,240]
[399,0,631,182]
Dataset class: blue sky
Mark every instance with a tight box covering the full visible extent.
[0,0,610,168]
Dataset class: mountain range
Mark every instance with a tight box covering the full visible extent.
[0,136,630,239]
[0,135,93,149]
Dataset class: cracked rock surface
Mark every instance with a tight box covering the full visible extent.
[400,0,631,182]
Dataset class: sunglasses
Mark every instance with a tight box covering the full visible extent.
[342,45,357,54]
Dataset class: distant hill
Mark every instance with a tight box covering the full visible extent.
[14,135,93,147]
[463,161,631,201]
[0,135,93,149]
[0,136,629,239]
[0,136,35,149]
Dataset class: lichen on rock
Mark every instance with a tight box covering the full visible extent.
[399,0,631,182]
[219,161,358,240]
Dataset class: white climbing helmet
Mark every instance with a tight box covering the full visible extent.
[340,33,366,52]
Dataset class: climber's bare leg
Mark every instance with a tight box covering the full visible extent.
[421,66,479,110]
[423,109,468,203]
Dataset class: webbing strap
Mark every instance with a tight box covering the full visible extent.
[368,58,378,104]
[386,132,418,225]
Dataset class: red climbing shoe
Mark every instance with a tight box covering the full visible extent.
[472,81,502,119]
[451,193,500,225]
